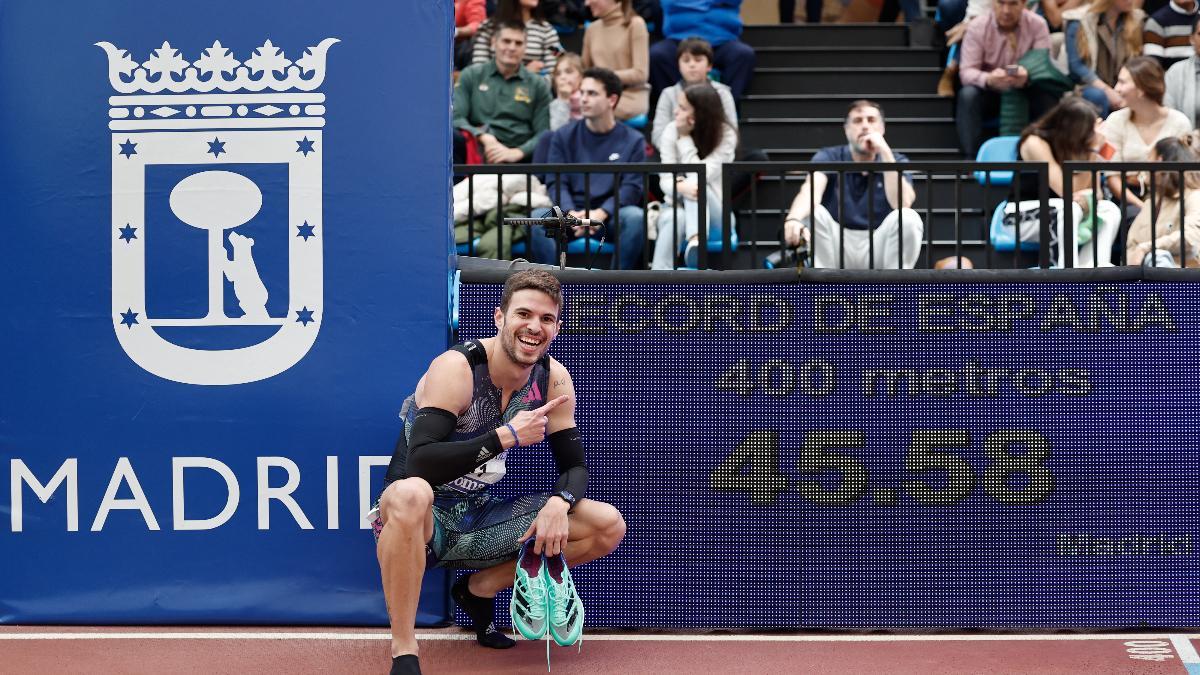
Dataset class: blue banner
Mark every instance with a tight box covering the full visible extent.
[1,2,452,623]
[458,280,1200,628]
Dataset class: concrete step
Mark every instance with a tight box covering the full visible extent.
[748,67,942,95]
[742,24,909,48]
[753,46,940,68]
[741,94,954,119]
[740,117,958,149]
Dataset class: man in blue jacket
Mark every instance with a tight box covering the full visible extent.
[530,68,647,269]
[649,0,756,103]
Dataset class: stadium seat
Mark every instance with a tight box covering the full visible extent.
[566,237,614,255]
[973,135,1020,187]
[623,113,648,130]
[675,223,739,269]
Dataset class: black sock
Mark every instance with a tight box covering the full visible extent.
[452,573,516,649]
[390,654,421,675]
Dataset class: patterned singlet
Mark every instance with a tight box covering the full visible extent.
[390,339,550,494]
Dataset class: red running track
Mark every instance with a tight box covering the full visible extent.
[1,627,1198,674]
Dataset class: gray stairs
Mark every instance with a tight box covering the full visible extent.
[731,23,983,269]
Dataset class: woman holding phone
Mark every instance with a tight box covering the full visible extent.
[1018,96,1122,266]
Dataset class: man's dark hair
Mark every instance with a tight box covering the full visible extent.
[500,269,563,311]
[676,37,714,63]
[582,67,623,102]
[494,18,527,37]
[845,99,885,124]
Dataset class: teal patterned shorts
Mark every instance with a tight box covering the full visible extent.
[372,487,550,570]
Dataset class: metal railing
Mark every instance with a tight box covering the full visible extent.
[454,163,707,270]
[453,160,1200,270]
[720,161,1054,269]
[1064,161,1200,269]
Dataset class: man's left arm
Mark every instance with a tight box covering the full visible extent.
[596,134,646,219]
[1031,14,1051,50]
[546,362,587,504]
[521,359,588,556]
[877,142,914,210]
[517,78,552,159]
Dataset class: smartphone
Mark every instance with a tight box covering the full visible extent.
[1005,64,1019,76]
[1098,142,1116,160]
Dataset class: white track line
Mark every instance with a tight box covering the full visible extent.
[1,632,1199,643]
[1171,634,1200,663]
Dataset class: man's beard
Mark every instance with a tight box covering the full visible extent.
[500,327,543,366]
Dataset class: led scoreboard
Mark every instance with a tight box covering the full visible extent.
[458,276,1200,629]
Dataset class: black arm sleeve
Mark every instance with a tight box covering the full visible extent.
[548,427,588,501]
[405,407,504,487]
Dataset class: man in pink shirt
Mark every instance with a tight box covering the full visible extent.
[956,0,1055,157]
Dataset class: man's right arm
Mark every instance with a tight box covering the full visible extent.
[545,130,577,212]
[453,69,484,136]
[405,351,517,487]
[783,150,832,243]
[958,22,989,89]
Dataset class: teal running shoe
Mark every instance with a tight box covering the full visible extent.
[510,541,549,640]
[543,552,584,647]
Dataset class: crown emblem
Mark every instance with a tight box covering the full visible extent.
[97,38,338,132]
[97,38,339,94]
[102,37,337,385]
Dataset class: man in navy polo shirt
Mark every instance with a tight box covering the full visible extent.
[529,67,646,270]
[782,100,924,269]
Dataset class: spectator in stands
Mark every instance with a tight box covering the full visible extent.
[1143,0,1199,69]
[456,0,488,71]
[650,0,756,104]
[550,52,584,130]
[544,0,590,32]
[1018,96,1122,266]
[582,0,650,120]
[1164,19,1200,124]
[937,0,1080,97]
[453,21,553,164]
[652,83,738,270]
[956,0,1057,158]
[473,0,563,76]
[1102,56,1191,212]
[941,0,1081,38]
[651,38,738,151]
[529,68,647,269]
[1126,134,1200,265]
[1062,0,1146,116]
[781,101,924,270]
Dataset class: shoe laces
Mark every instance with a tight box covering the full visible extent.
[517,573,547,621]
[549,575,575,625]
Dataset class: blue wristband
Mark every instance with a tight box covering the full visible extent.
[504,423,519,448]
